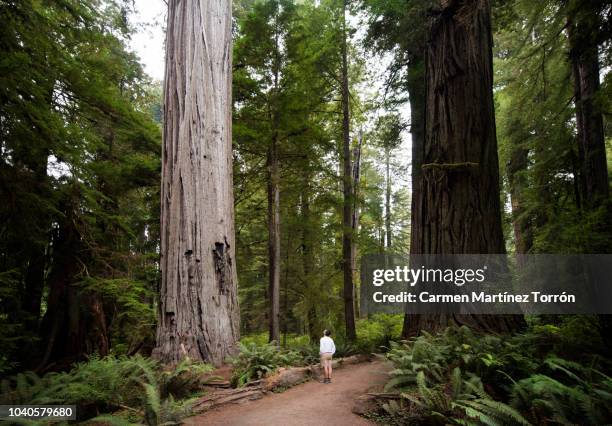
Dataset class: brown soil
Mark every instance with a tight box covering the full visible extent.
[184,360,390,426]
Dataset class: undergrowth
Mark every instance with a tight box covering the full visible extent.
[378,318,612,425]
[0,355,216,425]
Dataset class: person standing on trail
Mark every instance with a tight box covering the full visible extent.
[319,329,336,384]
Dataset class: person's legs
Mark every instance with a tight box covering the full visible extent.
[321,354,332,382]
[320,357,326,380]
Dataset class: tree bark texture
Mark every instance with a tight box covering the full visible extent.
[404,0,524,336]
[420,0,504,255]
[341,0,356,341]
[154,0,239,366]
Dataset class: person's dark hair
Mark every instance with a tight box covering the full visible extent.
[323,329,331,336]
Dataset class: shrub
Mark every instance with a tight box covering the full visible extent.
[229,342,302,387]
[356,314,403,353]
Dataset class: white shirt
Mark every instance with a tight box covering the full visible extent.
[319,336,336,354]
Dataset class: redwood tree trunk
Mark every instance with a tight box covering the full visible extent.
[385,147,392,248]
[352,136,362,319]
[153,0,239,366]
[404,0,524,336]
[268,137,281,344]
[341,0,356,341]
[301,175,318,343]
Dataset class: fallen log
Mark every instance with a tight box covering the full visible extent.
[192,387,266,413]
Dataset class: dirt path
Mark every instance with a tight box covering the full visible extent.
[185,360,390,426]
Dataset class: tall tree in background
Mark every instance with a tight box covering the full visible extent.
[264,1,288,345]
[495,0,611,255]
[371,114,404,249]
[566,0,609,207]
[405,0,524,335]
[340,0,357,342]
[153,0,239,366]
[232,0,298,344]
[494,0,575,257]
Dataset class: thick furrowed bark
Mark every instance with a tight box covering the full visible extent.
[153,0,239,366]
[405,0,524,336]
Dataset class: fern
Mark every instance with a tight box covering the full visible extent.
[0,355,207,425]
[229,342,303,387]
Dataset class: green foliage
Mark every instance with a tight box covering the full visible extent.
[229,342,303,387]
[380,324,612,425]
[0,355,213,425]
[393,368,530,426]
[0,0,161,370]
[511,358,612,425]
[494,0,612,254]
[356,314,403,353]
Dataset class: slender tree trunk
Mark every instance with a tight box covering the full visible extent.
[507,135,532,262]
[301,177,318,343]
[282,219,291,347]
[404,0,524,337]
[340,0,356,341]
[567,7,609,207]
[153,0,239,366]
[385,147,392,249]
[268,136,281,344]
[352,135,363,319]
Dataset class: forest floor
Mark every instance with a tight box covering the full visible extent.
[184,359,391,425]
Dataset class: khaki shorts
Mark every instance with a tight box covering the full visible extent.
[320,353,333,362]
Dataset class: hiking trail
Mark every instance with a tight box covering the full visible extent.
[184,360,391,426]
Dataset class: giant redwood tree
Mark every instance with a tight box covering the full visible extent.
[404,0,524,336]
[153,0,239,365]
